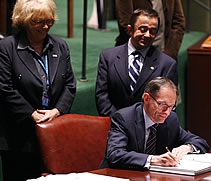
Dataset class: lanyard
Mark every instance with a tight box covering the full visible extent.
[37,55,49,85]
[36,55,50,107]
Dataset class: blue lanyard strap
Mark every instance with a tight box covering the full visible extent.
[37,55,49,107]
[37,55,49,85]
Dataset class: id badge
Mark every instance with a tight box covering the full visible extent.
[42,94,48,107]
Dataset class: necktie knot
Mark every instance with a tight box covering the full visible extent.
[132,51,142,61]
[132,50,141,56]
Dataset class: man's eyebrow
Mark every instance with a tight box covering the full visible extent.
[138,25,157,29]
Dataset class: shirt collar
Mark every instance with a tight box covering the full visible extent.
[143,107,158,131]
[128,38,150,59]
[17,32,31,51]
[17,32,53,55]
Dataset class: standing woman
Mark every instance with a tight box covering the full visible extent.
[0,0,76,180]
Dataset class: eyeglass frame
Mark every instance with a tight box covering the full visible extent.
[148,92,176,111]
[31,19,54,26]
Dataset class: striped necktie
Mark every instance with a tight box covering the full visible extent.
[129,51,141,91]
[145,124,158,155]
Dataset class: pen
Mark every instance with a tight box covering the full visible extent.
[166,147,171,152]
[166,147,180,165]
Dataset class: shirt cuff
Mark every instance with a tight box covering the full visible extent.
[189,144,200,153]
[144,155,153,169]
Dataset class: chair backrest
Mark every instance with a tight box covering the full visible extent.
[36,114,110,174]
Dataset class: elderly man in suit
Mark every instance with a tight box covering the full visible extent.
[115,0,185,60]
[99,77,210,170]
[95,8,178,116]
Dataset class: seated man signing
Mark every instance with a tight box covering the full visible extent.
[99,77,210,170]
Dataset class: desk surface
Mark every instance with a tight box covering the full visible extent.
[90,168,211,181]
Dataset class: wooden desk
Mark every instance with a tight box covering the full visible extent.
[90,168,211,181]
[187,35,211,146]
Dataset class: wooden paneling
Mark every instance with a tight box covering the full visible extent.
[0,0,7,33]
[187,35,211,146]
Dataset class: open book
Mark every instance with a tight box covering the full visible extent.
[149,153,211,176]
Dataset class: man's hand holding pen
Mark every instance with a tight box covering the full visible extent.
[150,147,181,167]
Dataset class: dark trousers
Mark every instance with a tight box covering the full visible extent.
[1,151,43,181]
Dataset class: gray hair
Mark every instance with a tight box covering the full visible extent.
[143,77,178,99]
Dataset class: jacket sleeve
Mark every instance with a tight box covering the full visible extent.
[115,0,133,44]
[175,125,210,153]
[106,112,149,170]
[95,51,117,116]
[165,58,178,86]
[167,112,210,153]
[163,0,185,59]
[53,41,76,114]
[0,40,35,121]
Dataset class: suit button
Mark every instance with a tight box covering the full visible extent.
[62,74,66,79]
[18,74,22,80]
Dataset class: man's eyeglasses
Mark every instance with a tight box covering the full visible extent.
[31,19,54,26]
[148,93,176,111]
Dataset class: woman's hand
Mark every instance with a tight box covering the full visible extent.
[32,108,60,123]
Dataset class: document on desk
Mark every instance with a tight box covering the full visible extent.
[149,153,211,176]
[27,172,130,181]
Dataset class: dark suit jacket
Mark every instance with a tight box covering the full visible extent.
[99,103,210,170]
[0,32,76,152]
[95,44,178,116]
[115,0,185,59]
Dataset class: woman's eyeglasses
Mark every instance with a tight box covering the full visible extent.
[31,19,54,26]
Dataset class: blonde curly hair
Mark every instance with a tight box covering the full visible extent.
[12,0,57,30]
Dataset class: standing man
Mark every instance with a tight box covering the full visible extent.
[96,8,178,116]
[115,0,185,60]
[99,77,209,170]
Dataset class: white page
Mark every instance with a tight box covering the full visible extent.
[27,172,130,181]
[183,153,211,163]
[150,154,211,176]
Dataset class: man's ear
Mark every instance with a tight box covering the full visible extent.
[127,25,133,36]
[143,93,150,104]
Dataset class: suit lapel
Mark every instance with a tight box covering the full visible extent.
[17,39,60,85]
[114,44,131,93]
[17,50,41,82]
[135,104,169,154]
[135,105,145,152]
[47,43,60,85]
[132,47,159,94]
